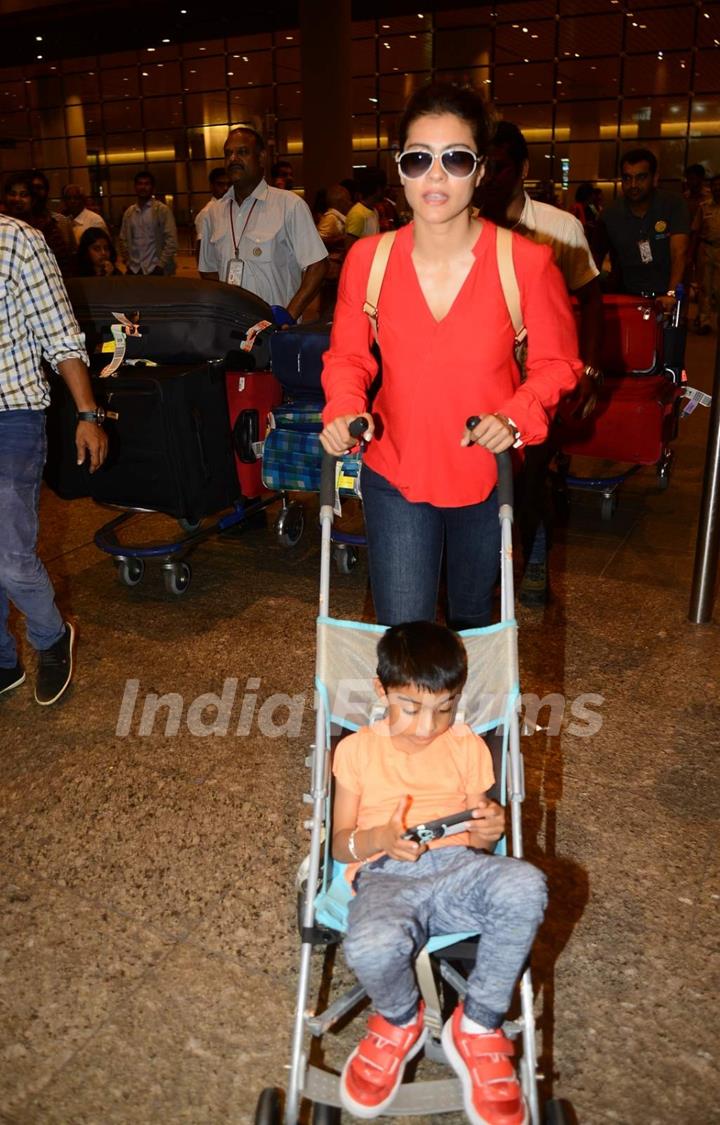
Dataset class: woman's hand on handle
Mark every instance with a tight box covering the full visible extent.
[319,412,374,456]
[461,413,516,454]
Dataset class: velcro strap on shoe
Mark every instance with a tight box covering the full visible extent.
[463,1031,515,1058]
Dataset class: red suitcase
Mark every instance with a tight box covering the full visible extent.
[575,294,664,376]
[557,374,681,465]
[225,370,283,498]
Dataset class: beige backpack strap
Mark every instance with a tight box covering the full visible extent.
[495,224,528,347]
[363,230,397,342]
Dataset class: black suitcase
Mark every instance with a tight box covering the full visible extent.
[66,276,274,371]
[44,361,240,523]
[269,326,330,397]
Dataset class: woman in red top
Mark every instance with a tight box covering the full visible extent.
[320,85,582,627]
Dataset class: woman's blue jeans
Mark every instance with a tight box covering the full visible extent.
[0,410,64,668]
[361,464,501,628]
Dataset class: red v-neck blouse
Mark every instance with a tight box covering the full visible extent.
[321,220,583,507]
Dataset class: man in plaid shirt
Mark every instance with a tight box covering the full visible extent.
[0,214,107,705]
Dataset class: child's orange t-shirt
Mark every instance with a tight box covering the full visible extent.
[333,719,495,883]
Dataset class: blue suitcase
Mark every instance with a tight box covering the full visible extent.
[261,403,361,495]
[269,329,330,398]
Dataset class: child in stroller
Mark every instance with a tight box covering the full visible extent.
[332,620,548,1124]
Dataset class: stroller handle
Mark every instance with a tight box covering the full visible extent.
[466,417,514,511]
[320,417,368,509]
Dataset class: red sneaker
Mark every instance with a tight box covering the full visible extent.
[340,1005,426,1118]
[441,1004,528,1125]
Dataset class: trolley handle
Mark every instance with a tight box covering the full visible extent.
[320,417,368,510]
[466,417,514,511]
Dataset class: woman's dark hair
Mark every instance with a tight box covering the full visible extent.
[377,621,468,695]
[76,227,117,276]
[398,83,491,157]
[3,170,34,198]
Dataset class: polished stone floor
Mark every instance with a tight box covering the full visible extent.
[1,332,719,1125]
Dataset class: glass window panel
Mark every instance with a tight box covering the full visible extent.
[0,143,32,171]
[146,129,187,162]
[107,194,135,227]
[352,114,378,150]
[187,125,229,160]
[377,72,431,113]
[494,62,554,103]
[276,84,302,117]
[227,33,272,51]
[496,102,553,140]
[560,0,613,12]
[141,62,182,96]
[105,133,145,163]
[102,51,138,67]
[62,71,100,101]
[698,9,720,48]
[67,137,92,166]
[687,137,720,170]
[525,140,553,171]
[183,57,226,90]
[554,99,618,138]
[352,20,376,37]
[621,97,689,141]
[184,92,226,128]
[557,58,619,99]
[690,98,720,137]
[435,27,492,68]
[189,161,223,192]
[625,8,693,52]
[60,102,101,136]
[352,76,378,115]
[137,45,177,64]
[62,55,97,73]
[496,1,555,20]
[558,13,623,57]
[379,113,401,149]
[694,50,720,93]
[102,100,142,132]
[273,29,301,46]
[378,14,432,33]
[83,134,103,160]
[624,54,691,96]
[1,82,28,112]
[435,9,493,28]
[435,67,491,91]
[144,95,186,129]
[182,40,225,56]
[553,140,618,181]
[101,68,139,100]
[31,138,67,167]
[0,110,29,140]
[229,88,274,120]
[228,53,273,86]
[277,118,303,154]
[275,46,301,83]
[352,37,376,75]
[26,75,65,109]
[378,33,432,72]
[495,21,555,65]
[657,137,688,179]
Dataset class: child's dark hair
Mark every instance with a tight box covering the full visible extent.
[398,82,491,157]
[377,622,468,695]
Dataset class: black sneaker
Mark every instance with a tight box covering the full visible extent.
[0,663,25,696]
[35,622,75,706]
[519,561,549,607]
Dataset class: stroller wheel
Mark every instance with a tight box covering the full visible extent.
[276,502,305,548]
[255,1086,283,1124]
[312,1103,341,1124]
[545,1097,573,1124]
[333,544,358,575]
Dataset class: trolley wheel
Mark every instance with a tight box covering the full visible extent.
[115,557,145,588]
[178,517,201,533]
[312,1103,341,1124]
[545,1097,572,1125]
[601,492,617,521]
[657,451,673,491]
[163,561,192,596]
[255,1087,283,1125]
[275,502,305,548]
[333,544,358,575]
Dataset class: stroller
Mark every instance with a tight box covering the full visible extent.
[255,437,569,1125]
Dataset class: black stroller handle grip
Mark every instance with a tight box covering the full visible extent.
[320,417,368,509]
[466,416,513,510]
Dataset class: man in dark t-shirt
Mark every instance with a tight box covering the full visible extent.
[592,148,690,313]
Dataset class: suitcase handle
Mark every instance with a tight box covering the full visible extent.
[191,406,211,482]
[233,410,260,464]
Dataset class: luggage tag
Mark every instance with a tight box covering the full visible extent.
[240,319,274,353]
[638,239,653,264]
[99,324,127,377]
[682,387,712,415]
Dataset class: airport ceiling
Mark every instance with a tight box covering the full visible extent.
[0,0,485,67]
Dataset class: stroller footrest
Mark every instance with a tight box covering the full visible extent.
[304,1065,464,1112]
[305,983,367,1037]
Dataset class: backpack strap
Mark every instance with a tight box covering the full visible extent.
[363,230,397,342]
[495,224,528,348]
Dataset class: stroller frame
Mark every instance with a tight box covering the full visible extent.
[258,450,561,1125]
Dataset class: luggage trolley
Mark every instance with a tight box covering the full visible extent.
[255,434,569,1125]
[554,292,687,519]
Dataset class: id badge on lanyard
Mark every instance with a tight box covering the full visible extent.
[226,258,244,286]
[226,197,257,287]
[638,238,653,264]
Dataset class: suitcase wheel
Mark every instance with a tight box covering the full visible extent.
[657,449,674,491]
[333,544,359,575]
[275,502,305,548]
[115,557,145,588]
[162,561,192,596]
[601,492,618,521]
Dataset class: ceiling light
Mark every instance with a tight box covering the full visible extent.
[242,55,248,61]
[522,26,528,32]
[368,96,378,102]
[409,33,417,38]
[162,38,170,43]
[180,8,187,13]
[147,46,156,51]
[227,71,233,76]
[285,35,294,40]
[704,10,710,16]
[35,35,42,41]
[383,42,391,49]
[142,71,149,77]
[36,54,42,59]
